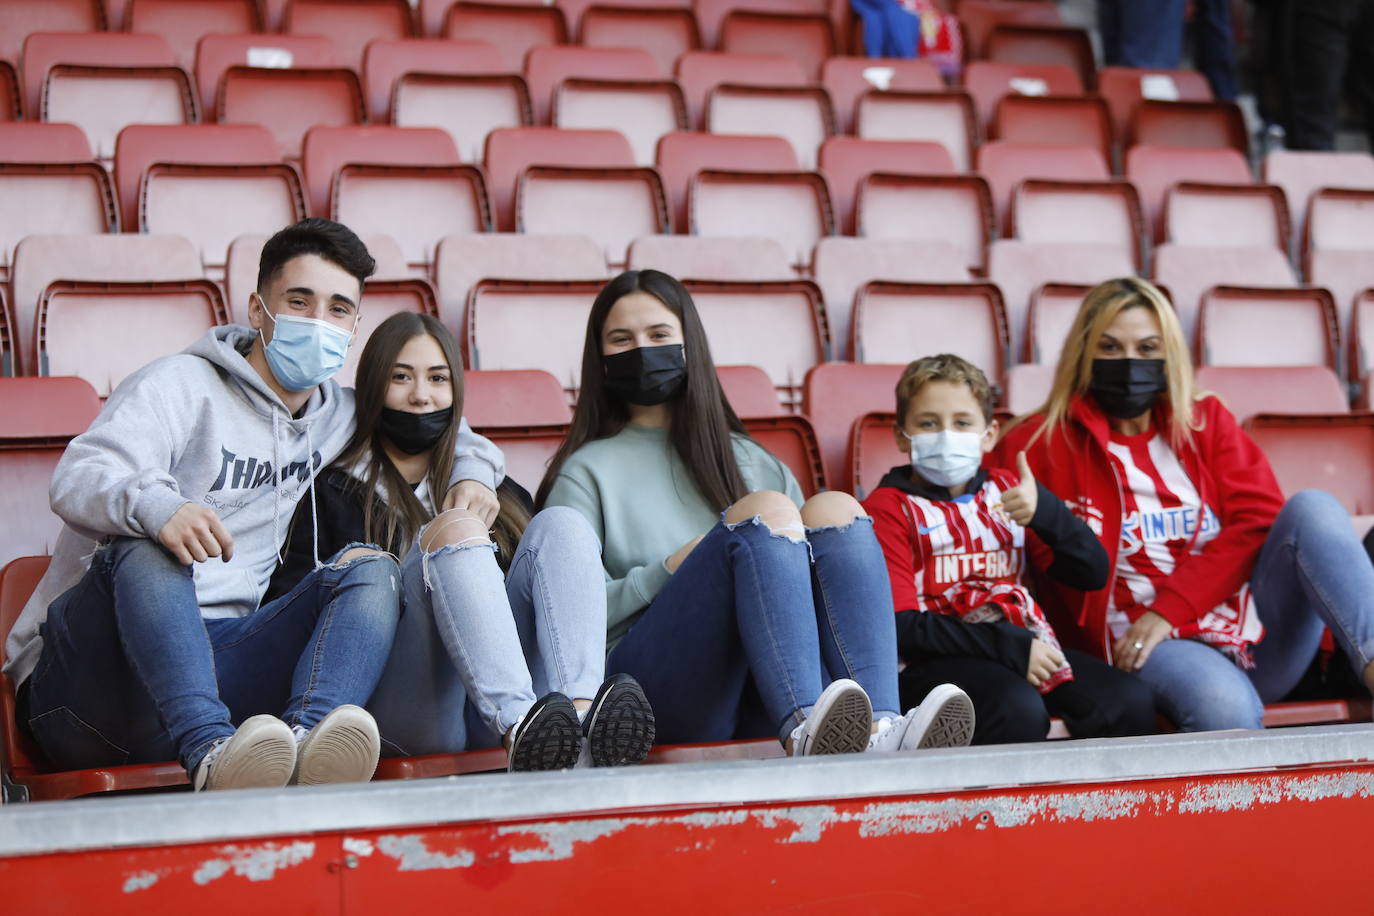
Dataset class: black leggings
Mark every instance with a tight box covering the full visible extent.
[899,648,1157,745]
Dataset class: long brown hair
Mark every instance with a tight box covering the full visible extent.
[535,269,750,512]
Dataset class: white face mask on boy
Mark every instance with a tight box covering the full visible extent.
[908,429,984,489]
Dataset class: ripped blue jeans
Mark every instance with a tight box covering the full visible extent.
[24,537,401,773]
[367,506,607,756]
[607,513,901,746]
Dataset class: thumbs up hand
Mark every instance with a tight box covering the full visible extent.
[1001,452,1039,527]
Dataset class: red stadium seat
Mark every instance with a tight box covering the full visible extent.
[1024,281,1091,364]
[984,24,1095,89]
[851,282,1008,385]
[471,423,571,496]
[11,234,203,377]
[194,33,338,122]
[961,60,1083,137]
[0,122,93,161]
[467,279,604,392]
[818,136,957,235]
[705,84,833,169]
[692,0,834,49]
[655,131,799,233]
[1131,99,1248,156]
[124,0,263,71]
[224,232,409,325]
[688,169,835,267]
[219,65,365,159]
[0,163,118,274]
[675,50,808,131]
[578,5,701,78]
[813,237,971,363]
[392,72,531,164]
[1152,243,1297,340]
[0,287,12,375]
[0,0,105,69]
[820,56,943,135]
[1197,286,1339,371]
[627,236,793,281]
[283,0,414,74]
[1310,249,1374,351]
[957,0,1061,57]
[524,45,659,126]
[1244,414,1374,521]
[1194,366,1349,425]
[363,37,507,125]
[302,124,459,219]
[554,79,686,167]
[1353,292,1374,404]
[463,368,572,427]
[483,126,635,232]
[334,164,490,267]
[0,59,21,121]
[442,2,568,72]
[1010,179,1144,270]
[1306,188,1374,340]
[742,414,827,496]
[1097,67,1212,140]
[977,141,1109,233]
[1162,182,1290,252]
[854,90,977,171]
[855,173,995,274]
[991,94,1112,167]
[517,165,668,265]
[1125,144,1253,243]
[848,409,901,497]
[717,364,787,417]
[719,10,835,80]
[433,233,607,334]
[1263,150,1374,250]
[801,361,904,491]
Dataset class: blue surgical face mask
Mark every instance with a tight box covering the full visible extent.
[257,296,354,391]
[908,429,984,489]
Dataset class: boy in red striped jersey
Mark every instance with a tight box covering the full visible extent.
[862,355,1157,744]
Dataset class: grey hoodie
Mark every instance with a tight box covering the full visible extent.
[4,326,504,687]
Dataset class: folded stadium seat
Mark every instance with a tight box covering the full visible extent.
[1193,366,1350,425]
[10,234,203,378]
[24,32,197,160]
[741,414,827,495]
[818,136,957,235]
[1003,361,1055,415]
[851,282,1009,386]
[218,65,366,160]
[819,57,943,135]
[1243,413,1374,538]
[1263,150,1374,255]
[0,60,20,121]
[1151,243,1297,342]
[1306,188,1374,342]
[483,126,635,232]
[577,5,701,78]
[517,164,668,265]
[801,361,905,493]
[718,10,836,81]
[302,123,461,219]
[441,2,569,72]
[1010,179,1145,270]
[983,24,1096,90]
[1196,286,1339,372]
[627,235,793,281]
[282,0,414,75]
[524,45,659,126]
[225,232,409,325]
[123,0,263,72]
[674,50,808,132]
[1130,99,1249,157]
[466,278,607,392]
[854,90,977,171]
[704,83,833,170]
[433,233,607,335]
[812,238,972,363]
[335,164,491,269]
[1162,182,1290,252]
[389,69,530,164]
[716,364,787,417]
[854,173,995,275]
[1124,144,1253,244]
[460,367,574,488]
[363,38,506,128]
[976,141,1109,234]
[1024,281,1091,364]
[692,0,837,49]
[1354,292,1374,407]
[194,33,339,124]
[0,121,93,161]
[0,0,105,67]
[991,94,1113,169]
[960,61,1083,140]
[847,409,901,497]
[1097,66,1212,142]
[688,169,835,268]
[0,162,117,282]
[956,0,1062,58]
[334,277,441,387]
[987,239,1135,361]
[655,131,800,233]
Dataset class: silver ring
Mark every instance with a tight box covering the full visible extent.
[1133,641,1144,651]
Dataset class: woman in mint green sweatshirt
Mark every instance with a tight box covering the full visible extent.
[538,270,975,756]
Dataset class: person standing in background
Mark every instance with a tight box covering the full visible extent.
[1097,1,1237,100]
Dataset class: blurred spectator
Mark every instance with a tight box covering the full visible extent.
[1277,0,1374,150]
[1098,1,1237,100]
[1190,0,1240,100]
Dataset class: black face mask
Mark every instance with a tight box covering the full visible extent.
[1089,358,1167,419]
[603,344,687,406]
[379,407,453,454]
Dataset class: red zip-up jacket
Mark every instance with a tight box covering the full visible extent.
[992,394,1284,661]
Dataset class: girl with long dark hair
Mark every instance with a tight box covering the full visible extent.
[538,270,975,755]
[269,312,654,771]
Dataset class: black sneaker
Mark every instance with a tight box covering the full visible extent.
[584,673,656,767]
[507,692,582,773]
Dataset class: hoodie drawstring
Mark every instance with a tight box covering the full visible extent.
[304,422,321,570]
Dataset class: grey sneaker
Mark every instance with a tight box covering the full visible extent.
[789,678,871,756]
[899,683,976,750]
[292,705,381,786]
[192,715,296,792]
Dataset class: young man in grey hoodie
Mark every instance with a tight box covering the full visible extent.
[4,219,505,791]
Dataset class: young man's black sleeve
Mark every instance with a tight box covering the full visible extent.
[895,609,1034,674]
[1026,483,1110,590]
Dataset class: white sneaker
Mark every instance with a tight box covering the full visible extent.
[292,705,381,786]
[866,715,906,752]
[789,678,872,756]
[899,684,976,751]
[192,715,296,792]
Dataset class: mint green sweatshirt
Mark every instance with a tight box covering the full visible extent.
[544,423,804,648]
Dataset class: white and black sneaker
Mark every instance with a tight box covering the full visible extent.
[192,715,296,792]
[507,692,582,772]
[899,683,976,750]
[292,705,381,786]
[789,678,872,756]
[583,673,655,767]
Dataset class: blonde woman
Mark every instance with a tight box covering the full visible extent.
[995,277,1374,731]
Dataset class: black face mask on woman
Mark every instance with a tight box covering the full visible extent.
[379,406,453,454]
[1089,358,1167,419]
[603,344,687,406]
